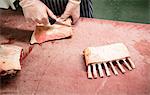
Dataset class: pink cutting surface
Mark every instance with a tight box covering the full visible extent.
[0,9,150,95]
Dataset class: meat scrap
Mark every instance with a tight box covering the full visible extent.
[0,45,22,76]
[30,18,72,44]
[83,43,135,79]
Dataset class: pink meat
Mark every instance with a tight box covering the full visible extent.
[0,45,22,76]
[83,43,130,65]
[30,19,72,44]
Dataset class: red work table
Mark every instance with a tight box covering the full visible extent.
[0,9,150,95]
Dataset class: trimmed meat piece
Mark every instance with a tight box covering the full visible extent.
[83,43,130,66]
[83,43,135,79]
[30,19,72,44]
[0,45,22,76]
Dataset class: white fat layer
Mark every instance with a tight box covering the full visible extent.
[0,45,22,71]
[85,43,130,64]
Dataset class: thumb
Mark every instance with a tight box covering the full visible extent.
[72,15,80,24]
[46,7,57,20]
[71,6,80,24]
[60,12,70,21]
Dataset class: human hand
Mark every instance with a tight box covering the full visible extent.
[19,0,57,25]
[58,0,81,24]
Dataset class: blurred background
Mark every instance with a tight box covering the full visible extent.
[0,0,149,24]
[93,0,149,24]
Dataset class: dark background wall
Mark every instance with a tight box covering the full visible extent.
[93,0,149,24]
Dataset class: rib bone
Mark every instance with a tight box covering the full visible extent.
[109,61,118,75]
[116,60,126,73]
[97,63,104,77]
[123,59,132,70]
[92,64,97,78]
[87,65,93,79]
[127,58,135,69]
[103,62,111,76]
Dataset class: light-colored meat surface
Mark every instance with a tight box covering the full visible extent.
[83,43,130,65]
[30,19,72,44]
[0,45,22,76]
[0,9,150,95]
[83,43,135,79]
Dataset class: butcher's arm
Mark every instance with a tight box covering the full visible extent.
[58,0,81,24]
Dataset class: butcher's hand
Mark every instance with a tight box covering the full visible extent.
[58,0,81,24]
[19,0,57,25]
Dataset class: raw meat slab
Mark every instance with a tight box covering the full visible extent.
[0,45,22,76]
[30,19,72,44]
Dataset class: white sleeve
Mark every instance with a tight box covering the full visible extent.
[0,0,16,10]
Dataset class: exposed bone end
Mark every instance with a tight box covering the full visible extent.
[87,74,93,79]
[127,58,135,69]
[109,61,118,76]
[114,73,118,76]
[87,65,93,79]
[103,62,111,77]
[92,64,98,79]
[123,59,132,71]
[116,60,126,74]
[97,63,104,78]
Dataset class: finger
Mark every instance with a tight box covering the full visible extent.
[35,18,43,24]
[72,15,80,24]
[26,18,37,25]
[60,13,70,21]
[41,17,49,25]
[26,18,33,23]
[72,6,80,24]
[46,7,57,20]
[56,18,64,23]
